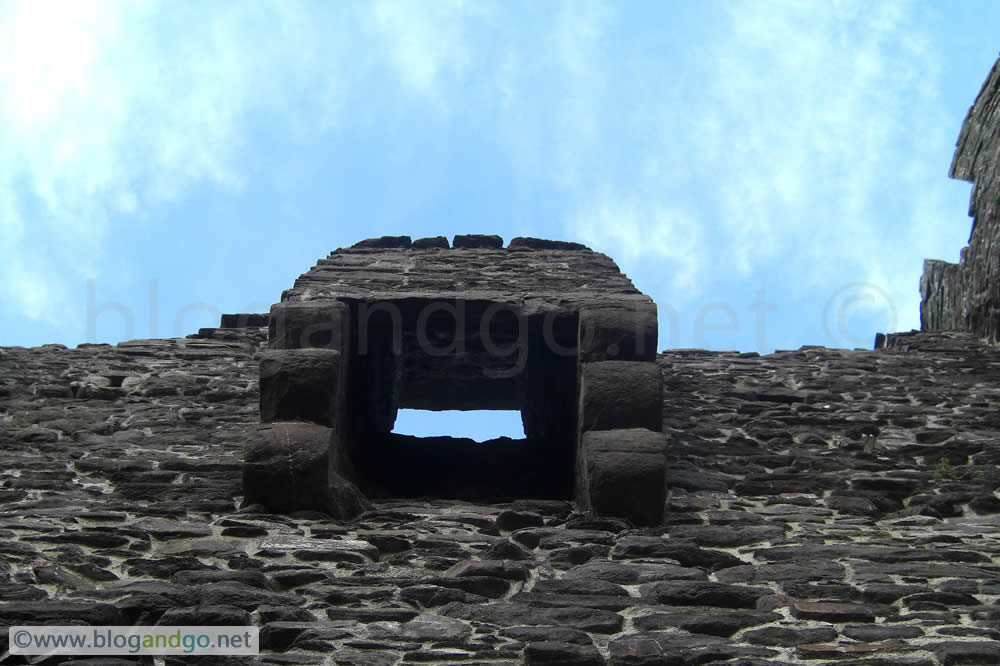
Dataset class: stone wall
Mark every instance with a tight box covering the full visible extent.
[919,57,1000,339]
[256,236,668,527]
[2,323,1000,663]
[3,56,1000,660]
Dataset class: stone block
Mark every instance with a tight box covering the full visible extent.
[453,234,503,249]
[579,361,662,432]
[579,301,658,362]
[578,429,667,526]
[412,236,449,249]
[352,235,412,249]
[268,300,349,351]
[220,313,269,329]
[242,422,370,519]
[508,237,588,251]
[259,349,342,425]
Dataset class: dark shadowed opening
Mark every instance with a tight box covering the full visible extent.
[345,299,578,501]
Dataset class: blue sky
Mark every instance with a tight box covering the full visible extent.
[2,1,998,437]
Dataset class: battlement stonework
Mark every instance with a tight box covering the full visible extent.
[248,234,666,526]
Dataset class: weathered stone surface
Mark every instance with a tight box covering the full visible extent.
[610,537,742,570]
[579,361,662,432]
[523,641,604,665]
[495,509,545,531]
[608,632,778,666]
[242,422,370,518]
[633,608,780,636]
[743,625,841,647]
[452,233,503,249]
[579,301,658,362]
[500,626,595,646]
[669,523,786,547]
[0,601,123,625]
[352,235,412,249]
[258,348,341,425]
[508,237,588,251]
[155,604,254,626]
[266,237,661,524]
[444,559,530,581]
[716,559,846,584]
[564,559,707,584]
[195,581,304,610]
[639,581,767,608]
[931,641,1000,665]
[919,57,1000,340]
[7,94,1000,666]
[792,600,878,623]
[412,235,449,249]
[577,428,667,526]
[0,326,995,662]
[842,624,925,641]
[440,602,623,633]
[257,536,379,562]
[220,313,269,328]
[268,300,349,351]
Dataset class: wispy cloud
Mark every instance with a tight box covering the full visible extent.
[552,0,950,329]
[370,0,480,108]
[573,198,702,293]
[0,0,497,325]
[0,0,971,349]
[0,0,358,324]
[704,0,949,328]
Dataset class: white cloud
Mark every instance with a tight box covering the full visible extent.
[572,199,702,296]
[0,0,967,351]
[551,0,951,334]
[0,0,354,324]
[703,0,947,282]
[370,0,479,107]
[0,0,506,331]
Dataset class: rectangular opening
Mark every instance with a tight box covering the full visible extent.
[345,301,577,501]
[392,409,525,442]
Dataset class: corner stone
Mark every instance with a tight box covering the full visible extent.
[579,361,662,432]
[578,429,668,526]
[579,301,658,362]
[268,301,349,351]
[242,422,370,519]
[259,349,342,425]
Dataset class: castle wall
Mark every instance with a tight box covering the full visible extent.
[1,328,999,661]
[920,57,1000,339]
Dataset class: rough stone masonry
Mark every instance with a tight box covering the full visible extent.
[918,57,1000,341]
[245,234,667,527]
[0,59,999,666]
